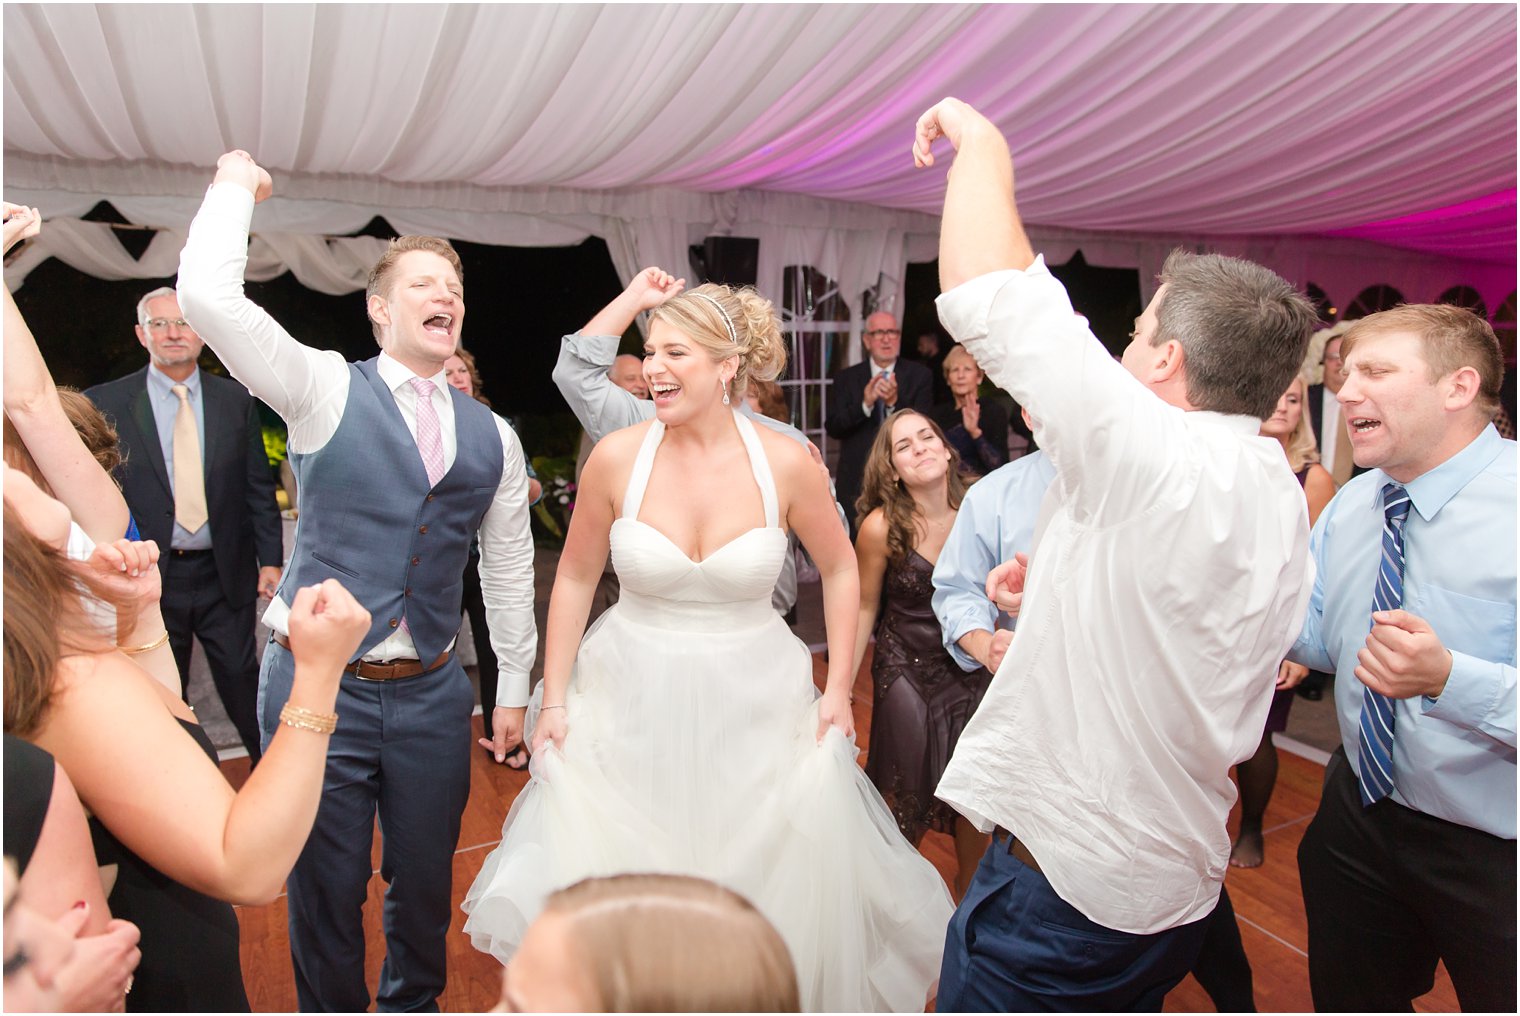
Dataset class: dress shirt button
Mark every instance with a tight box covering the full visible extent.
[418,525,428,534]
[411,556,421,565]
[388,618,399,629]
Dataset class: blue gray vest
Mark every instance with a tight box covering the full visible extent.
[277,358,504,662]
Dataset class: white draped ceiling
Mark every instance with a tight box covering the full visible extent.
[4,4,1516,325]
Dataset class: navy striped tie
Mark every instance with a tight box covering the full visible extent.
[1357,483,1411,806]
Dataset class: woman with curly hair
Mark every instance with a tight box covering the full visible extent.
[851,408,992,897]
[463,269,951,1013]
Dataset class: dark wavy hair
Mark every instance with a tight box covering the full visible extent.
[855,409,966,564]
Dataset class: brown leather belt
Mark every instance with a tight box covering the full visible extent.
[994,827,1043,874]
[271,633,451,681]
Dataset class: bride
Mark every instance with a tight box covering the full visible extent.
[463,271,952,1012]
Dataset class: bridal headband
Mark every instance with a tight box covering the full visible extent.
[688,291,738,346]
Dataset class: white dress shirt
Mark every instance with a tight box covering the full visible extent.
[934,257,1313,934]
[1319,385,1344,468]
[178,182,537,706]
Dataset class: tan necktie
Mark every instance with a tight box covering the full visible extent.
[1330,414,1355,486]
[171,384,209,532]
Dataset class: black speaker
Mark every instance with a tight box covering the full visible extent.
[688,236,759,288]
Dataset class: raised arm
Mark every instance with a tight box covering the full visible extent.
[552,269,682,443]
[3,206,131,545]
[36,579,370,905]
[911,98,1032,290]
[176,153,347,447]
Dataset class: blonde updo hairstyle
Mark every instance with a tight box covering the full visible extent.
[543,872,800,1012]
[650,284,787,397]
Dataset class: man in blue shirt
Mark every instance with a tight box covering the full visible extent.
[931,431,1052,673]
[1290,303,1515,1012]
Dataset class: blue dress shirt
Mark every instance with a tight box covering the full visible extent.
[1289,425,1516,838]
[145,365,212,549]
[931,451,1056,671]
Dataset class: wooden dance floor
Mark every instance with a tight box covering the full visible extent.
[223,652,1458,1013]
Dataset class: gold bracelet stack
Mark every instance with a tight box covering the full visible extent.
[279,704,338,735]
[120,630,170,655]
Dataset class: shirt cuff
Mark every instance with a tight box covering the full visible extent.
[1421,650,1500,726]
[934,257,1047,342]
[496,669,530,709]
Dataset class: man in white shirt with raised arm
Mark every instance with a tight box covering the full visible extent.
[913,99,1318,1011]
[178,151,536,1013]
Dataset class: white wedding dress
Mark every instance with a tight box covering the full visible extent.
[462,412,952,1012]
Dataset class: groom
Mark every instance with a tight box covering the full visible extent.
[177,151,537,1012]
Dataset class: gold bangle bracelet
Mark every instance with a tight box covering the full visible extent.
[119,630,170,655]
[279,704,338,735]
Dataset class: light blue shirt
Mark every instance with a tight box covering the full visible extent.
[1289,424,1516,838]
[145,364,212,549]
[931,451,1056,671]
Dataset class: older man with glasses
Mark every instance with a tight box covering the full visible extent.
[86,288,285,764]
[824,310,934,534]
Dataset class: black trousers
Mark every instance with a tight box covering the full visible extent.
[161,551,262,764]
[1192,885,1255,1011]
[1298,746,1516,1012]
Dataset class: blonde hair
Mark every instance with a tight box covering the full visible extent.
[1341,304,1504,418]
[940,343,981,382]
[543,873,799,1013]
[650,284,786,396]
[1281,374,1321,473]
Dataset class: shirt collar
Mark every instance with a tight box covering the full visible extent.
[147,363,200,396]
[377,351,448,393]
[1369,424,1502,522]
[870,358,897,374]
[1188,410,1264,438]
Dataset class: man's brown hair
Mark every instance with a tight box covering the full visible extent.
[364,236,464,340]
[1341,304,1504,418]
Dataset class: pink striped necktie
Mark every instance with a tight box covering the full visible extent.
[408,377,446,487]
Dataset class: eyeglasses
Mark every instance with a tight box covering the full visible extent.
[864,328,901,339]
[145,317,191,331]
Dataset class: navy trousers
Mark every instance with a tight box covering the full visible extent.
[258,641,474,1013]
[937,834,1211,1012]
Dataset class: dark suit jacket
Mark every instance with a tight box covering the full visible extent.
[825,358,934,529]
[86,368,284,609]
[1307,382,1367,481]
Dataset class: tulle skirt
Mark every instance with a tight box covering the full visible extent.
[461,603,953,1012]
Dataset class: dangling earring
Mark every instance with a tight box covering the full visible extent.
[721,378,731,406]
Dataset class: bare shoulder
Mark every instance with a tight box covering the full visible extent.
[753,423,813,480]
[855,507,889,550]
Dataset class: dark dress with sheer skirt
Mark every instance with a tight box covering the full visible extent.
[866,550,993,843]
[89,716,250,1012]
